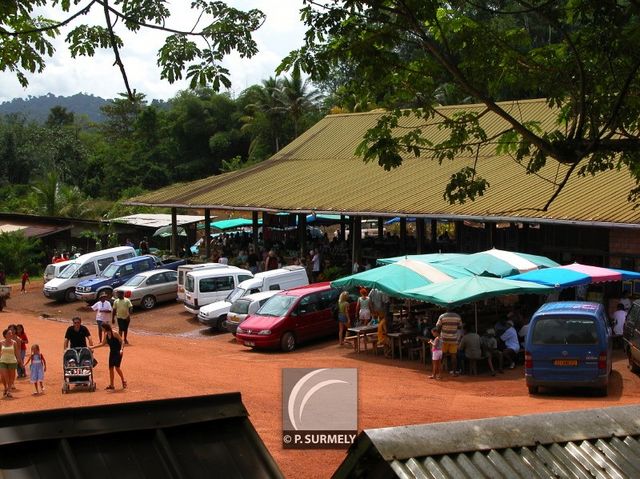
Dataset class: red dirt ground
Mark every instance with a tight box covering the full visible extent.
[3,280,640,478]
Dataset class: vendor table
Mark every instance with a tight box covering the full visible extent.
[347,325,378,353]
[387,331,417,360]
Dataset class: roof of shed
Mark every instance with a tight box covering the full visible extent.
[128,99,640,228]
[333,404,640,478]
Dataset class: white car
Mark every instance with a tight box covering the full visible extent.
[223,290,281,335]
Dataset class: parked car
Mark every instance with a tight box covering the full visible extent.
[623,299,640,372]
[114,269,178,310]
[236,283,342,352]
[43,259,74,284]
[177,263,231,302]
[184,268,253,315]
[43,246,136,302]
[197,266,309,330]
[223,290,281,335]
[75,255,185,301]
[525,301,612,396]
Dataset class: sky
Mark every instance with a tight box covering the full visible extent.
[0,0,307,103]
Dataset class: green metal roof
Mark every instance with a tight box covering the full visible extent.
[127,99,640,228]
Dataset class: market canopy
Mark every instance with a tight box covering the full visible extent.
[405,276,554,308]
[507,263,640,288]
[377,253,466,266]
[208,218,261,231]
[437,248,559,278]
[331,259,472,299]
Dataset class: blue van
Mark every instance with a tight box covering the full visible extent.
[525,301,612,396]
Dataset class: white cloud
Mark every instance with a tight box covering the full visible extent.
[0,0,306,103]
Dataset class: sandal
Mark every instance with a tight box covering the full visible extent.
[105,385,115,390]
[122,381,127,389]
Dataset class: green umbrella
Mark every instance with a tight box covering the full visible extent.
[376,253,466,266]
[405,276,554,331]
[438,248,559,277]
[331,259,472,299]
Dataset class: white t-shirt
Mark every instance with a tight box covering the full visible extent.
[613,309,627,336]
[312,254,320,272]
[500,327,520,352]
[92,300,112,324]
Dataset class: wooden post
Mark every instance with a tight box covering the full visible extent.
[431,219,438,250]
[377,217,384,238]
[400,217,407,253]
[352,215,361,266]
[204,209,211,259]
[416,218,425,253]
[298,213,307,261]
[340,215,346,241]
[252,211,259,252]
[171,208,178,256]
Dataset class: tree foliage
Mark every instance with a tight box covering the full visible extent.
[280,0,640,209]
[0,1,265,100]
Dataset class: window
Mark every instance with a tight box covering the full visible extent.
[297,293,320,314]
[185,275,195,292]
[318,289,339,310]
[78,263,96,277]
[238,275,253,284]
[122,264,134,275]
[117,253,134,261]
[531,316,598,345]
[269,284,280,291]
[138,260,152,272]
[200,276,234,293]
[164,271,177,282]
[97,257,115,272]
[146,273,163,286]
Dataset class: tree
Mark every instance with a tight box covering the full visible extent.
[276,70,323,137]
[281,1,640,209]
[46,106,74,127]
[0,1,265,100]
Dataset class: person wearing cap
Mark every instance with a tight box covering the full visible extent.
[481,329,504,375]
[91,293,113,343]
[500,320,520,369]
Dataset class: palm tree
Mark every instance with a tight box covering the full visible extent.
[241,78,286,153]
[276,70,323,137]
[31,171,59,216]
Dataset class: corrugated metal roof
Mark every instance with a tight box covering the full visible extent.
[333,404,640,479]
[127,99,640,227]
[0,393,283,479]
[109,213,206,228]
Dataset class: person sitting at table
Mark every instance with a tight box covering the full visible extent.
[458,328,482,376]
[376,314,391,357]
[337,291,352,346]
[500,320,520,369]
[355,288,371,327]
[481,329,504,375]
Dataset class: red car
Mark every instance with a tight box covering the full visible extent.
[236,282,344,352]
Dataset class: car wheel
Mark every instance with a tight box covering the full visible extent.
[596,386,608,397]
[527,385,538,395]
[216,316,226,332]
[628,351,640,373]
[64,288,76,302]
[141,295,156,310]
[281,332,296,352]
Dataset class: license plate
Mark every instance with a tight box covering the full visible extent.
[244,341,255,347]
[554,359,578,366]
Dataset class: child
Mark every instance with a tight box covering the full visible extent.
[24,344,46,394]
[428,328,442,380]
[20,270,30,293]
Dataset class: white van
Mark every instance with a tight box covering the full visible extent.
[184,268,253,315]
[176,263,231,301]
[197,266,309,329]
[43,246,136,302]
[43,259,74,283]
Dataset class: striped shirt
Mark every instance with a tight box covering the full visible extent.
[436,312,462,343]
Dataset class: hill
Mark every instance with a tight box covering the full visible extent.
[0,93,170,123]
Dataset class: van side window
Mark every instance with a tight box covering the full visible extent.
[97,257,115,272]
[117,253,133,261]
[318,290,339,310]
[200,276,234,293]
[78,263,96,277]
[269,284,280,291]
[138,260,152,272]
[123,264,134,274]
[238,275,253,284]
[297,293,320,314]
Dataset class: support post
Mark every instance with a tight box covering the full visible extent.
[252,211,259,252]
[170,208,178,256]
[340,215,346,241]
[377,217,384,238]
[204,209,211,259]
[298,213,307,261]
[351,215,361,267]
[400,217,407,253]
[431,219,438,250]
[416,218,425,253]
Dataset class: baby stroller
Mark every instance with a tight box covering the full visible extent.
[62,347,96,393]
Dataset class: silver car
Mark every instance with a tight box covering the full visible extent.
[223,290,280,334]
[113,269,178,310]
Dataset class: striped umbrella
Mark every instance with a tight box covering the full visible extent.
[438,248,559,278]
[507,262,640,288]
[330,259,472,299]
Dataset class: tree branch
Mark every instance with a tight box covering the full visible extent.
[542,161,579,211]
[102,0,134,100]
[0,1,97,36]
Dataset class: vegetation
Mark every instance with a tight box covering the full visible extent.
[0,232,43,276]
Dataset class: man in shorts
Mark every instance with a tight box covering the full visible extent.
[112,290,133,345]
[436,308,463,376]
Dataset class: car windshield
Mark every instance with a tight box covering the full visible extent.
[124,275,146,287]
[100,263,119,278]
[531,316,598,345]
[226,287,247,303]
[58,262,80,279]
[257,295,297,317]
[230,300,251,315]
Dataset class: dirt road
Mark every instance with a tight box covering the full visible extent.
[3,281,640,478]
